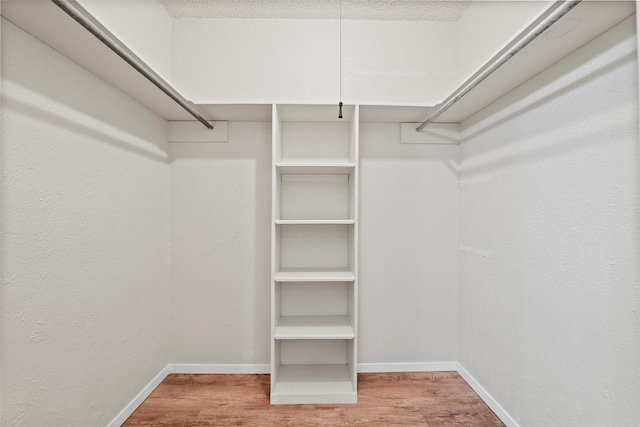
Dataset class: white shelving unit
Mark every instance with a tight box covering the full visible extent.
[271,104,359,404]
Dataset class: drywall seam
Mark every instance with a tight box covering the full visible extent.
[107,365,172,427]
[457,363,519,427]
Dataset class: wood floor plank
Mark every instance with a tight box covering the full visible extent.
[123,372,504,426]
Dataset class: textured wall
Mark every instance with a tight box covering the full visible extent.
[456,1,547,83]
[0,19,170,426]
[168,123,272,364]
[79,0,174,83]
[458,16,639,426]
[359,123,459,363]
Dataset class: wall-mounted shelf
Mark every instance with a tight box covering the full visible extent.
[427,1,635,124]
[3,1,632,125]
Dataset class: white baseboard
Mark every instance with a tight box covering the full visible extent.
[456,363,519,427]
[358,361,457,373]
[107,365,171,427]
[169,363,270,374]
[108,364,270,426]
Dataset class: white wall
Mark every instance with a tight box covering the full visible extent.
[168,122,459,366]
[79,0,174,82]
[3,4,638,425]
[169,5,567,107]
[171,19,458,106]
[168,123,272,364]
[458,16,639,426]
[359,124,459,363]
[0,19,170,426]
[456,1,549,85]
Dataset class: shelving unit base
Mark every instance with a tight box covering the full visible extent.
[271,365,357,405]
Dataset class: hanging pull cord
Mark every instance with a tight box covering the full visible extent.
[338,0,343,119]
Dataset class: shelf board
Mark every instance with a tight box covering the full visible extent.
[436,1,635,123]
[1,0,195,121]
[276,163,356,174]
[274,269,355,282]
[271,364,357,404]
[5,2,632,124]
[275,219,355,225]
[275,316,354,340]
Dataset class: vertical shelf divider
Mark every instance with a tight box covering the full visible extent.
[271,104,359,405]
[271,104,281,397]
[350,105,359,390]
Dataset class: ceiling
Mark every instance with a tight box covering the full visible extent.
[158,0,471,21]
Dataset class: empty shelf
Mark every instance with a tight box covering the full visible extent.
[274,269,355,282]
[275,316,354,340]
[276,163,356,174]
[275,219,355,225]
[271,364,357,404]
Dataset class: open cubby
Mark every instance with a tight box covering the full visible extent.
[281,282,348,316]
[271,340,357,404]
[280,122,352,163]
[274,281,356,340]
[280,174,350,220]
[279,224,351,270]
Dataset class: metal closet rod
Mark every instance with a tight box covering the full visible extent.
[51,0,214,130]
[416,0,582,132]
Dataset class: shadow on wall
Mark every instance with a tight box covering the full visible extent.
[358,122,460,363]
[1,19,168,152]
[167,122,272,364]
[459,17,637,177]
[360,122,459,178]
[2,92,169,164]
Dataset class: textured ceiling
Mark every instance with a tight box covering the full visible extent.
[159,0,471,21]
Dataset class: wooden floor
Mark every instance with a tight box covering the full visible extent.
[123,372,504,426]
